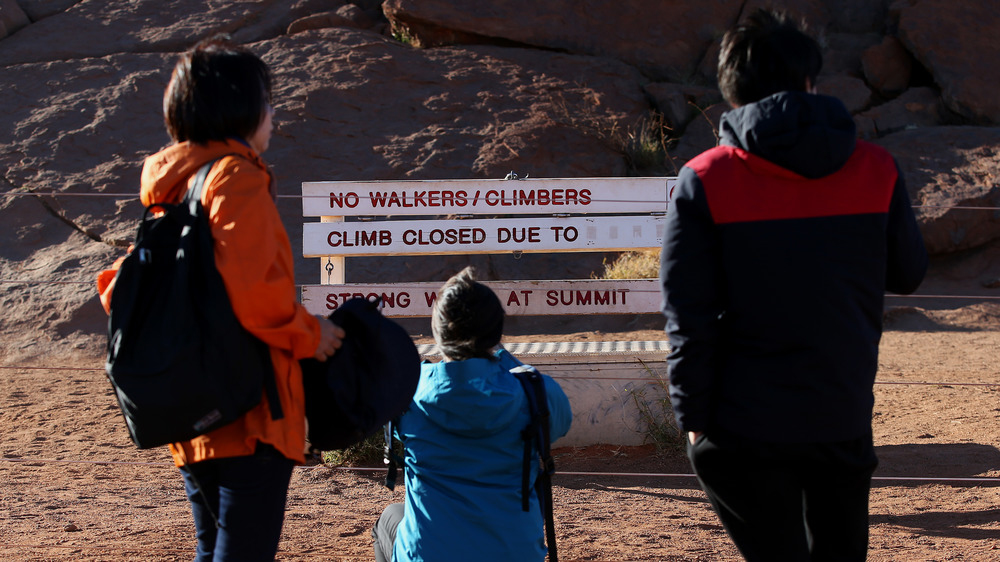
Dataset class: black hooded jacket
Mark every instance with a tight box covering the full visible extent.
[660,91,928,443]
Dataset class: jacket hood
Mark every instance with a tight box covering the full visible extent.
[139,139,267,206]
[718,91,856,179]
[412,352,525,438]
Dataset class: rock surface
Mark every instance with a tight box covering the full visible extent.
[1,0,999,360]
[896,0,1000,125]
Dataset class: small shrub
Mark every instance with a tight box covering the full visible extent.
[390,23,415,46]
[549,93,679,177]
[597,248,660,280]
[621,113,676,176]
[319,432,388,467]
[625,360,684,453]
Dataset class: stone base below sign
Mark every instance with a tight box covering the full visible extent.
[418,341,672,448]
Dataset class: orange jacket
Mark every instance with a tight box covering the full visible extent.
[97,139,321,466]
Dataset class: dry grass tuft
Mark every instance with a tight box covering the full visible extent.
[597,249,660,279]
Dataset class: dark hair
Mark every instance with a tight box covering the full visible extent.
[163,35,271,144]
[431,267,505,361]
[717,9,822,107]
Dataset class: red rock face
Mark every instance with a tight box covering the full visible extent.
[383,0,746,82]
[897,0,1000,125]
[0,0,998,359]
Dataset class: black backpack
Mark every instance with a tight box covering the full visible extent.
[300,297,421,453]
[105,159,282,449]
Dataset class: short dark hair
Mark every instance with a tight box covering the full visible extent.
[717,9,822,107]
[431,267,505,361]
[163,35,271,144]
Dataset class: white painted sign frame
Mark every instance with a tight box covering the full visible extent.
[303,215,664,257]
[302,177,674,216]
[301,279,661,317]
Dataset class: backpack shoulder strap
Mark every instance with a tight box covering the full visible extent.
[511,364,558,562]
[183,159,217,205]
[382,418,405,490]
[184,158,284,422]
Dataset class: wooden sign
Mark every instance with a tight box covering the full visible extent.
[303,215,664,257]
[302,177,674,217]
[300,279,661,317]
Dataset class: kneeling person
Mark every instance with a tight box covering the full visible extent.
[372,267,573,562]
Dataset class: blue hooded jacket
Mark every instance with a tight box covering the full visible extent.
[392,348,572,562]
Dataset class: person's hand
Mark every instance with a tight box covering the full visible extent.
[687,431,703,445]
[313,316,345,361]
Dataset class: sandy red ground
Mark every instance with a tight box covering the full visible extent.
[2,307,999,561]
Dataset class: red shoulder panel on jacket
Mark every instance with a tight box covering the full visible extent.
[688,143,897,225]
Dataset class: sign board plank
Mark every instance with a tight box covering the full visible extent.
[301,279,661,317]
[303,215,664,257]
[302,177,675,217]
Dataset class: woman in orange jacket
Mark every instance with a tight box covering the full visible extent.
[96,36,343,561]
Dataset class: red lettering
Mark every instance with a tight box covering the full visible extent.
[329,192,359,209]
[541,289,628,308]
[497,227,541,244]
[549,226,579,242]
[328,290,412,310]
[370,191,389,207]
[403,228,486,246]
[500,189,514,207]
[328,230,391,247]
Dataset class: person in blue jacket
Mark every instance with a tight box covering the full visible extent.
[372,266,572,562]
[659,9,928,562]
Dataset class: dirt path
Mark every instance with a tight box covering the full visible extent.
[2,310,999,561]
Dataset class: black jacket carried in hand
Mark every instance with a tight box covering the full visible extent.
[660,92,928,443]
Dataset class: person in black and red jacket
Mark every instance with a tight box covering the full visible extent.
[659,8,928,561]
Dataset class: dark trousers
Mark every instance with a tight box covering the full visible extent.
[688,431,878,562]
[180,442,296,562]
[372,502,404,562]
